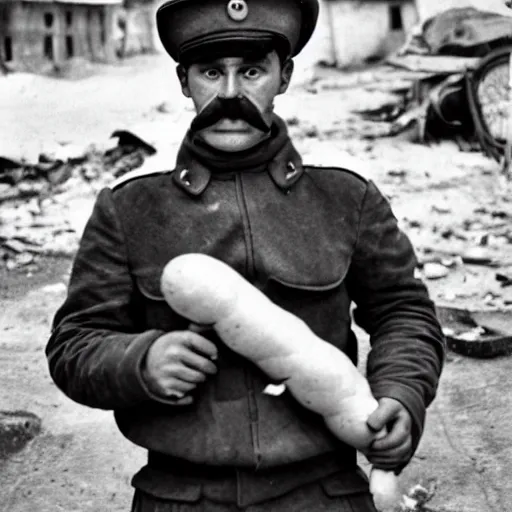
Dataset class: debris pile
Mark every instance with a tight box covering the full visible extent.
[399,482,435,511]
[0,410,42,460]
[414,203,512,294]
[0,133,155,271]
[398,481,455,512]
[356,7,512,176]
[405,194,512,357]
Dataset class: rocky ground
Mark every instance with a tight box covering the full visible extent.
[1,53,512,511]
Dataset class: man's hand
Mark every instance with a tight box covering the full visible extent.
[364,397,413,471]
[142,330,218,405]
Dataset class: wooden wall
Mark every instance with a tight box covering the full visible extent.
[0,1,118,69]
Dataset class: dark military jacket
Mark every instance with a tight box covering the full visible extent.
[46,117,444,506]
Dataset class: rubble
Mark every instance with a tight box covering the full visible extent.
[422,262,450,280]
[399,482,436,511]
[350,7,512,174]
[437,304,512,358]
[0,131,156,270]
[0,410,42,460]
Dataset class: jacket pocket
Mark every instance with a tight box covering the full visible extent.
[264,271,353,352]
[133,272,186,331]
[135,271,166,301]
[268,273,345,292]
[265,268,348,309]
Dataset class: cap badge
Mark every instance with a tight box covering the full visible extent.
[227,0,248,21]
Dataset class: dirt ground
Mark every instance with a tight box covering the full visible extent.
[2,53,512,511]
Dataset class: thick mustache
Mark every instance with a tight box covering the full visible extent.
[190,95,271,133]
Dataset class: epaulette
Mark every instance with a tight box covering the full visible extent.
[304,164,369,184]
[109,167,173,191]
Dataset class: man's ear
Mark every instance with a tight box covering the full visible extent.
[278,59,294,95]
[176,65,191,98]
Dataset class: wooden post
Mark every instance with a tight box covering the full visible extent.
[54,7,65,65]
[325,0,339,67]
[103,5,118,62]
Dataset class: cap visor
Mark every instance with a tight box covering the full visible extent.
[179,32,289,64]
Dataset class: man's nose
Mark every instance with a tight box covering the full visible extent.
[219,72,241,99]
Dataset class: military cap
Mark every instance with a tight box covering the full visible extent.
[156,0,319,64]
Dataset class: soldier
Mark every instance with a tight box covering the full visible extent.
[46,0,445,511]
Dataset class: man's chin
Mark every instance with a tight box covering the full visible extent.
[199,130,267,152]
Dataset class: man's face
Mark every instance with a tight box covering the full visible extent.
[178,51,293,152]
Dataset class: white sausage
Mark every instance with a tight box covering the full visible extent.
[161,253,400,511]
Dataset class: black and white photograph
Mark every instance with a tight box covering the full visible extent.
[1,0,512,510]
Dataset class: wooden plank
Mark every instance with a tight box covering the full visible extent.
[387,54,480,73]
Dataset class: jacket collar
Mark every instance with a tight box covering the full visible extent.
[172,115,304,196]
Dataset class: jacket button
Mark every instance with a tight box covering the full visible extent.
[180,169,191,186]
[285,162,298,180]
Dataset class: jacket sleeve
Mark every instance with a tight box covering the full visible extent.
[345,180,445,457]
[46,187,171,410]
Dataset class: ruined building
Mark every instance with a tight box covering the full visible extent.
[0,0,121,70]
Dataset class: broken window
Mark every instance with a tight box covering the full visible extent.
[66,11,73,27]
[99,10,106,45]
[44,12,54,28]
[390,5,403,31]
[4,36,12,62]
[1,6,9,22]
[66,35,74,58]
[44,35,53,59]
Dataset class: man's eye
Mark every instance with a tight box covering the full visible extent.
[203,69,220,79]
[243,67,261,79]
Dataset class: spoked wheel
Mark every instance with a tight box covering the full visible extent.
[466,45,512,162]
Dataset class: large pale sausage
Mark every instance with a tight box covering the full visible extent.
[161,253,400,511]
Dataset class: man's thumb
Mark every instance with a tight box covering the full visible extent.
[366,399,395,432]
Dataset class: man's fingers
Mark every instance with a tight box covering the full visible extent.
[363,398,414,471]
[372,432,406,452]
[162,378,197,394]
[143,331,218,400]
[367,398,401,432]
[181,349,218,375]
[167,394,194,406]
[371,416,411,451]
[367,440,412,469]
[366,434,412,461]
[184,331,218,360]
[370,436,412,459]
[174,365,208,384]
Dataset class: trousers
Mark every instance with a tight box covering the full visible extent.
[131,479,378,512]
